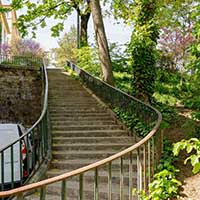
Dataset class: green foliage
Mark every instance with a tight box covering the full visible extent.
[153,93,178,107]
[109,42,132,92]
[11,0,74,38]
[133,139,181,200]
[113,107,151,137]
[74,46,101,77]
[148,169,181,200]
[152,100,178,129]
[148,139,181,200]
[129,0,159,102]
[154,69,183,104]
[113,72,132,92]
[173,138,200,174]
[53,26,77,67]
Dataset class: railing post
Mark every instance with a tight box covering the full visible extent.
[143,144,147,192]
[1,152,4,191]
[17,193,23,200]
[129,152,133,200]
[94,168,99,200]
[40,186,46,200]
[108,162,112,200]
[137,148,142,199]
[120,157,124,200]
[61,180,67,200]
[79,174,84,200]
[11,146,14,189]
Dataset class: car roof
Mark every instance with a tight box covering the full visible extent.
[0,124,20,150]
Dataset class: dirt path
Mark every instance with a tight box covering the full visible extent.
[180,173,200,200]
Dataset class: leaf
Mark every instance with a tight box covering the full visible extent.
[192,162,200,174]
[186,144,193,153]
[173,142,182,156]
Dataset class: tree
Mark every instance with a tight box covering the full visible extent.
[157,0,198,72]
[11,0,91,47]
[53,26,77,67]
[158,27,194,72]
[104,0,159,102]
[90,0,114,85]
[11,0,114,85]
[129,0,159,103]
[0,38,44,58]
[0,43,11,56]
[11,38,44,58]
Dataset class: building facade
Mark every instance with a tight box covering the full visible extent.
[0,0,19,45]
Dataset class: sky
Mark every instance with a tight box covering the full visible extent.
[15,9,133,51]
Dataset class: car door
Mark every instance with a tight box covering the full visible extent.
[0,124,21,184]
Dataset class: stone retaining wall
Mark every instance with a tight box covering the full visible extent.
[0,65,42,126]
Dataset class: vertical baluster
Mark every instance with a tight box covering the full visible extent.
[143,144,146,192]
[44,112,48,156]
[61,180,67,200]
[148,140,151,186]
[108,162,112,200]
[42,118,45,155]
[1,152,4,191]
[137,148,142,199]
[40,186,46,200]
[39,122,43,162]
[11,146,14,189]
[129,152,133,200]
[37,125,41,164]
[79,174,84,200]
[94,168,99,200]
[32,129,36,169]
[19,140,23,185]
[152,138,155,177]
[26,136,30,176]
[17,193,23,200]
[120,157,124,200]
[41,121,44,159]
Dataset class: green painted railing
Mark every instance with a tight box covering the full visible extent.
[0,55,42,67]
[0,57,49,197]
[0,61,162,200]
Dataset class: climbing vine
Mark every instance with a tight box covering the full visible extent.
[129,0,159,103]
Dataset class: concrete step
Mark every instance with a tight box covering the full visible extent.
[51,150,119,160]
[50,159,137,171]
[50,113,112,118]
[52,143,132,151]
[50,116,115,121]
[51,125,123,131]
[49,110,109,116]
[50,114,114,122]
[51,130,129,137]
[51,120,116,126]
[49,106,105,111]
[51,148,137,160]
[52,136,135,144]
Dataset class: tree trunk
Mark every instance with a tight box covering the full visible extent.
[80,12,90,47]
[90,0,114,85]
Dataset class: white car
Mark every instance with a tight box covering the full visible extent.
[0,124,32,189]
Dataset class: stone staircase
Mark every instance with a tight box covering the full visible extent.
[26,68,138,199]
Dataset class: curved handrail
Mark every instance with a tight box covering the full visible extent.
[0,57,49,191]
[0,61,162,199]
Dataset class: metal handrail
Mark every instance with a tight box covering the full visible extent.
[0,57,49,194]
[0,61,162,199]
